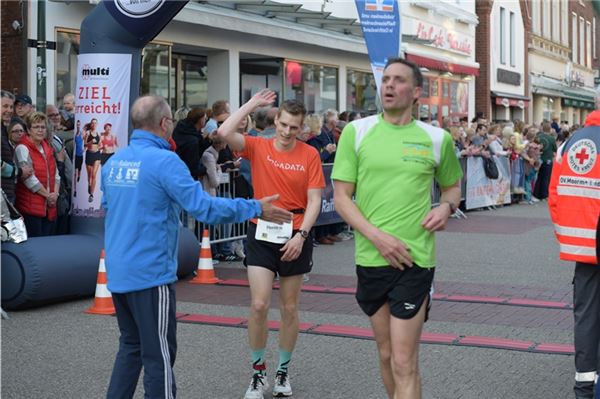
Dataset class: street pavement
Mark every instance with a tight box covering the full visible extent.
[2,202,576,398]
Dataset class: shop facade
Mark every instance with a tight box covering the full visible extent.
[21,1,479,123]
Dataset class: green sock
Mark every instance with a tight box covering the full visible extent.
[277,349,292,374]
[251,348,266,375]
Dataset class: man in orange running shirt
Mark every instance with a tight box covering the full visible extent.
[218,90,325,399]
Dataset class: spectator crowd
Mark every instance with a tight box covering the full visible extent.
[0,88,569,243]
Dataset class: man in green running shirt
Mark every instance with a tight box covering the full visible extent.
[332,57,463,399]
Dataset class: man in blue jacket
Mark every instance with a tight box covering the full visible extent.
[101,95,292,399]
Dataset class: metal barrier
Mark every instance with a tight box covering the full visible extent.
[181,169,249,244]
[184,155,520,243]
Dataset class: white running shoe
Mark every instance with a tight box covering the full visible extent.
[272,371,292,397]
[244,373,269,399]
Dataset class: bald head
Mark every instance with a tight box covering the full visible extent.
[131,96,171,131]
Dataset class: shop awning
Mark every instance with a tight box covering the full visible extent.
[491,91,530,101]
[405,53,479,76]
[531,74,596,109]
[196,0,364,37]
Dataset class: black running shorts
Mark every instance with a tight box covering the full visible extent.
[355,264,435,320]
[245,222,313,277]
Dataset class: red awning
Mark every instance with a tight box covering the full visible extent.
[406,53,480,77]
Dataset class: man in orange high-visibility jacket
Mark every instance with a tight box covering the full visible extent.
[549,104,600,399]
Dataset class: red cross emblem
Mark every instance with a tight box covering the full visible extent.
[575,148,590,165]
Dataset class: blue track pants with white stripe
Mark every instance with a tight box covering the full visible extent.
[107,284,177,399]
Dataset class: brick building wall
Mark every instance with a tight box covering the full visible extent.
[475,0,493,121]
[1,0,27,94]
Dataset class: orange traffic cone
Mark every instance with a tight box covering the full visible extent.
[189,229,220,284]
[85,249,116,315]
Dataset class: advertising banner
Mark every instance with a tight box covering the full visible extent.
[72,53,132,217]
[315,164,344,226]
[465,156,511,210]
[354,0,401,94]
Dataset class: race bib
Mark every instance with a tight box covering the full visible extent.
[255,218,293,244]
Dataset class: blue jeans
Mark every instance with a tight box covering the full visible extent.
[524,168,537,201]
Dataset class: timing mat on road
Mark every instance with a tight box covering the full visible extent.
[175,312,574,356]
[216,279,573,310]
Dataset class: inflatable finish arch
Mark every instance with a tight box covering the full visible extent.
[2,0,199,310]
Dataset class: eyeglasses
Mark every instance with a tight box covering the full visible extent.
[30,124,46,130]
[10,129,24,134]
[48,113,60,117]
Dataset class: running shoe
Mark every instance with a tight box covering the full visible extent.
[272,371,292,397]
[244,373,269,399]
[234,246,246,259]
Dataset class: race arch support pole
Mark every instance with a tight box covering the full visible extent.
[71,0,188,236]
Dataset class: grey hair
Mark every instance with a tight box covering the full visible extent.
[131,96,170,129]
[322,108,338,124]
[1,90,15,101]
[174,106,190,123]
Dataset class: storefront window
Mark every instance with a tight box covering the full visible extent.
[417,75,468,123]
[55,31,80,106]
[56,30,174,108]
[178,56,207,108]
[141,43,171,103]
[346,69,377,114]
[284,61,338,113]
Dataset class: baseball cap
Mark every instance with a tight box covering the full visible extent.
[15,94,32,105]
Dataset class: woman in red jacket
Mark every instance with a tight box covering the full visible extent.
[14,112,60,237]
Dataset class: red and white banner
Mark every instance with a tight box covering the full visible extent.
[72,53,131,217]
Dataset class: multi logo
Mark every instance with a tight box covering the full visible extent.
[81,65,110,80]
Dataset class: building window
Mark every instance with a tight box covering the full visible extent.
[579,17,585,65]
[175,55,208,109]
[572,13,578,63]
[594,18,597,59]
[551,0,559,42]
[55,30,80,107]
[586,21,592,67]
[500,7,506,65]
[532,0,540,35]
[346,69,377,115]
[141,43,171,104]
[542,0,550,38]
[56,30,175,109]
[284,61,338,113]
[561,0,569,46]
[510,11,515,67]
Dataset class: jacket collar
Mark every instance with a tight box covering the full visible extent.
[130,129,171,150]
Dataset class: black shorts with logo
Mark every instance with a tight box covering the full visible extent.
[356,264,435,320]
[245,222,313,277]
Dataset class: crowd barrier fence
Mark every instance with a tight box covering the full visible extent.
[183,156,525,244]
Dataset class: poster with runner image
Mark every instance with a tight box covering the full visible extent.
[71,53,131,217]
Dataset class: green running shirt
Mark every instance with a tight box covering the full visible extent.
[332,114,463,268]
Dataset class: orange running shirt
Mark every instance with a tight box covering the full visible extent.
[240,136,325,229]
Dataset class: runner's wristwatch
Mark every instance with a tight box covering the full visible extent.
[297,229,309,239]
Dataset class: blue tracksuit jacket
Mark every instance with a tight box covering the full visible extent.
[101,129,262,293]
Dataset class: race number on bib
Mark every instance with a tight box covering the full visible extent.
[255,218,293,244]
